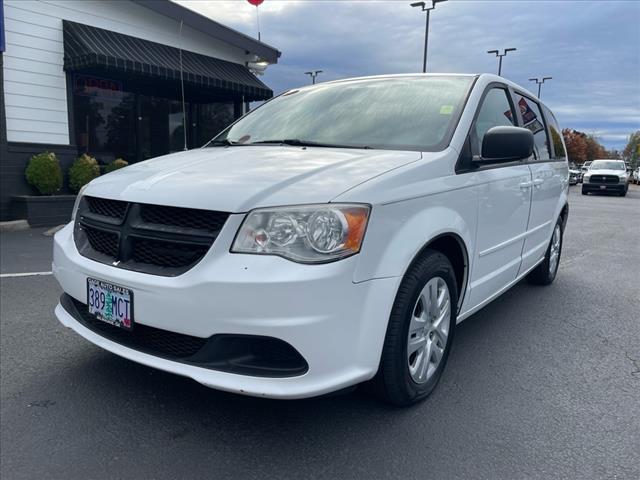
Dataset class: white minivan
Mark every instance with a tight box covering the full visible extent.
[54,74,569,406]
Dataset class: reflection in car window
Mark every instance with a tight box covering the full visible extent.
[514,94,550,161]
[211,76,474,152]
[473,88,515,154]
[543,105,566,159]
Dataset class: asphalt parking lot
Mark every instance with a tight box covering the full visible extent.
[1,186,639,480]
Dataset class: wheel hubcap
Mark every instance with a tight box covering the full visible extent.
[549,224,561,274]
[407,277,451,384]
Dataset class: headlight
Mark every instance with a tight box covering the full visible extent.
[231,204,370,263]
[71,184,88,222]
[583,174,591,182]
[619,176,627,183]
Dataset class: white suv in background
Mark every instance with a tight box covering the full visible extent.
[54,74,569,406]
[582,159,629,196]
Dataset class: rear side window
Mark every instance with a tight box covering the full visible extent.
[543,105,567,160]
[513,93,550,161]
[472,88,516,155]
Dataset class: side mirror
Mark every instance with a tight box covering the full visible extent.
[477,126,534,163]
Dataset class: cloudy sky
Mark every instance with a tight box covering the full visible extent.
[176,0,640,150]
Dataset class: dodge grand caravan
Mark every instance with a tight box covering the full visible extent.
[54,74,569,406]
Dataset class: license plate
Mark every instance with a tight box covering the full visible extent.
[600,185,606,190]
[87,278,134,330]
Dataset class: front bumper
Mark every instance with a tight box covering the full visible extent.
[53,221,400,399]
[582,182,625,193]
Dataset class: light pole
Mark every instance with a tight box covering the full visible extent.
[304,70,323,85]
[487,48,516,76]
[410,0,447,73]
[529,77,552,98]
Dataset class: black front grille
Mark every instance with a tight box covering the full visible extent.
[85,228,119,257]
[66,295,207,359]
[140,204,226,232]
[589,175,619,184]
[131,238,210,268]
[86,196,128,220]
[75,196,229,276]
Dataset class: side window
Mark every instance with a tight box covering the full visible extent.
[513,94,550,161]
[543,105,567,160]
[472,88,516,155]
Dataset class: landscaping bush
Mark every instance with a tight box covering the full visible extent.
[105,158,129,173]
[25,152,63,195]
[69,154,100,193]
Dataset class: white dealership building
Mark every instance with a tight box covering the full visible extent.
[0,0,279,221]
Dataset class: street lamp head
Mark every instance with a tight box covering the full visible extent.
[410,1,426,7]
[528,78,538,82]
[543,76,552,81]
[487,50,499,55]
[505,47,517,53]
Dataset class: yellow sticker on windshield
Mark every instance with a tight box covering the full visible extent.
[440,105,454,115]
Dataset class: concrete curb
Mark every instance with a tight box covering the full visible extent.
[0,220,30,232]
[43,225,66,236]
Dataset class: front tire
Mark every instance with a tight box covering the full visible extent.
[581,186,588,195]
[527,219,563,285]
[372,250,457,406]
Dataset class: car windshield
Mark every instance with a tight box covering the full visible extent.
[208,76,474,151]
[590,160,625,170]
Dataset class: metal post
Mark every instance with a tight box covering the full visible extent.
[256,6,261,41]
[304,70,323,85]
[529,77,552,98]
[423,8,430,73]
[411,1,446,73]
[487,48,516,77]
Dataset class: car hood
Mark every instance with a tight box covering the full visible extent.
[84,146,422,212]
[586,169,625,176]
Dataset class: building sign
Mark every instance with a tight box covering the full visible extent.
[73,74,123,98]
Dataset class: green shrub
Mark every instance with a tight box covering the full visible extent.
[25,152,63,195]
[105,158,129,173]
[69,154,100,193]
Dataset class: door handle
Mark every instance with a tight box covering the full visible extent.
[532,178,544,188]
[519,181,533,189]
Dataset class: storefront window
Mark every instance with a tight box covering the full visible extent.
[196,103,235,146]
[73,74,136,162]
[139,96,191,160]
[72,74,238,163]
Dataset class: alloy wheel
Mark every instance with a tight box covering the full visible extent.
[549,224,561,274]
[407,277,451,384]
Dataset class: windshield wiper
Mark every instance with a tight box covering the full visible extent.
[248,139,371,149]
[208,139,244,146]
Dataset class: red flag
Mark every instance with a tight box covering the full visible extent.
[247,0,264,6]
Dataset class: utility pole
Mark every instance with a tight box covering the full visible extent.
[487,48,517,76]
[410,0,447,73]
[529,77,553,98]
[304,70,323,85]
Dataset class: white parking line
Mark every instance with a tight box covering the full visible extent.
[0,271,53,278]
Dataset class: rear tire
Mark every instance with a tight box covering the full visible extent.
[581,187,588,195]
[527,218,563,286]
[371,249,457,406]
